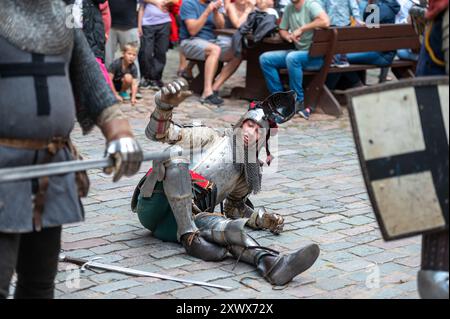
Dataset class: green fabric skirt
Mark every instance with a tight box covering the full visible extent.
[136,182,179,243]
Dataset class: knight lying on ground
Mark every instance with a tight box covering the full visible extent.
[132,79,320,286]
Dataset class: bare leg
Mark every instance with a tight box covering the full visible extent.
[120,74,134,92]
[212,54,242,92]
[202,44,221,98]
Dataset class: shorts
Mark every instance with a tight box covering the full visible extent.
[180,36,232,62]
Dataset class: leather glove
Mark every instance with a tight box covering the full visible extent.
[101,119,143,182]
[156,78,193,108]
[256,207,285,235]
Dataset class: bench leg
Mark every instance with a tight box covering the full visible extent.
[188,61,224,96]
[316,85,342,117]
[392,66,415,79]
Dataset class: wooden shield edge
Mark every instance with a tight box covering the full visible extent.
[346,76,449,241]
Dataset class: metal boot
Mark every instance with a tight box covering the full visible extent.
[230,244,320,286]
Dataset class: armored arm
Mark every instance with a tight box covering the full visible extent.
[146,80,220,149]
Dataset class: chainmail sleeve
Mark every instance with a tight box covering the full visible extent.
[70,29,118,134]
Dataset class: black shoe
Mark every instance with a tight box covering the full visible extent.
[200,94,224,106]
[148,80,161,91]
[298,107,311,120]
[258,243,320,286]
[181,233,228,262]
[139,79,151,89]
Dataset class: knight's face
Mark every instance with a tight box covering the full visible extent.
[241,120,261,147]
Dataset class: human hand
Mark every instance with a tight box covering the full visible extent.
[115,94,124,103]
[292,27,304,41]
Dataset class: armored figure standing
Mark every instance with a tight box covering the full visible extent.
[415,0,449,299]
[133,80,320,286]
[0,0,143,299]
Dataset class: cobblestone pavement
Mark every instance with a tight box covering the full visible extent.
[47,50,420,299]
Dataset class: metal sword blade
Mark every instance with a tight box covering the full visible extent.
[0,150,178,184]
[61,255,232,291]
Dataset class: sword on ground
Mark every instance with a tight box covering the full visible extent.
[0,149,186,184]
[59,254,233,291]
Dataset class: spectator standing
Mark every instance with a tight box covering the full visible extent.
[179,0,243,106]
[65,0,114,89]
[105,0,141,79]
[259,0,330,120]
[138,0,173,89]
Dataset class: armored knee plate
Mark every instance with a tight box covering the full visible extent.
[195,213,257,248]
[162,147,198,240]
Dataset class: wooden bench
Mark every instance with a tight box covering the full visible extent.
[186,24,420,116]
[300,24,421,116]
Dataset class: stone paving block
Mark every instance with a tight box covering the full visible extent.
[62,238,109,251]
[90,272,130,284]
[171,286,214,299]
[56,279,96,294]
[395,256,421,268]
[127,281,185,296]
[150,249,186,259]
[297,211,324,220]
[321,241,357,252]
[319,221,352,232]
[348,245,384,257]
[316,277,354,291]
[333,259,373,272]
[181,269,233,283]
[342,215,374,226]
[91,243,129,255]
[317,215,345,224]
[91,280,142,294]
[153,256,193,269]
[296,204,322,213]
[365,251,408,264]
[322,251,357,263]
[339,225,374,236]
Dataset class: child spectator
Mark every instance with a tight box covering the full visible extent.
[138,0,173,90]
[109,44,140,105]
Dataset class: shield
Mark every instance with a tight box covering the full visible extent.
[347,76,449,241]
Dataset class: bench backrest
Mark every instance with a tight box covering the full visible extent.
[309,24,421,57]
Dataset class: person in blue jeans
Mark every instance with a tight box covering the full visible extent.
[346,0,401,67]
[325,0,400,89]
[259,0,330,120]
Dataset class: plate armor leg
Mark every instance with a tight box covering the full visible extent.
[418,229,449,299]
[159,147,228,262]
[195,213,320,286]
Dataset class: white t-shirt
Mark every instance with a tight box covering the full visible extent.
[73,0,83,28]
[396,0,413,24]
